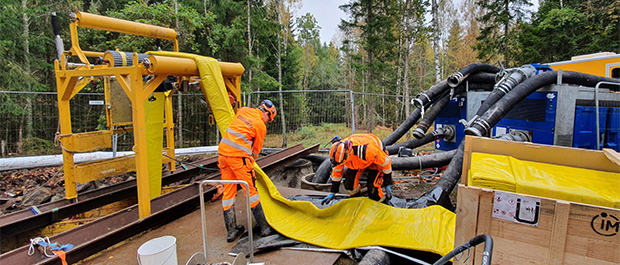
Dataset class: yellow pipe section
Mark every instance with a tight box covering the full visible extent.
[75,11,178,41]
[146,55,244,78]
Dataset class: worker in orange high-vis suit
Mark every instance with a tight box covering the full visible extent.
[321,134,393,205]
[218,99,277,242]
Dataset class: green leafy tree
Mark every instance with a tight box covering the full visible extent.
[340,0,400,131]
[514,0,619,64]
[475,0,532,67]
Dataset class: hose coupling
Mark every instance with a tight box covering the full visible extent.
[447,72,464,88]
[412,127,426,139]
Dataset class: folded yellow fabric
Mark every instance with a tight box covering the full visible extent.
[469,152,620,209]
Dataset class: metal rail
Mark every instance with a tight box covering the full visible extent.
[0,144,318,265]
[1,157,218,237]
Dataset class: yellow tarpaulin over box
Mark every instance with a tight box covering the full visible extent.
[149,51,455,256]
[469,152,620,209]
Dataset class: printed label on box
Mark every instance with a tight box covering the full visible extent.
[492,191,540,226]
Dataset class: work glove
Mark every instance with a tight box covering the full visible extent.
[385,186,393,201]
[321,193,336,205]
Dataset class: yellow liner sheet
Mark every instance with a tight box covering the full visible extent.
[150,51,456,255]
[469,152,620,209]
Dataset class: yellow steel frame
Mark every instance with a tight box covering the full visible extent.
[55,11,243,218]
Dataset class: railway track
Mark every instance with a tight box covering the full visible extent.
[0,144,318,265]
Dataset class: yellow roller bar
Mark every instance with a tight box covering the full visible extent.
[75,11,178,41]
[146,55,244,78]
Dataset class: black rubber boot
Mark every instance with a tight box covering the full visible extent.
[223,205,245,243]
[251,203,274,237]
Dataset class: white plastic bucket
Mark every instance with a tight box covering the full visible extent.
[137,236,178,265]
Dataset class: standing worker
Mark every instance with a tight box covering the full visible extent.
[321,134,393,205]
[217,99,277,242]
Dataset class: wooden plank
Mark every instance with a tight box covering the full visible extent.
[461,136,474,185]
[548,201,570,265]
[454,184,480,265]
[472,188,494,264]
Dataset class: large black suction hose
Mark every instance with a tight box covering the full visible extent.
[433,234,493,265]
[383,107,424,146]
[412,81,449,110]
[51,12,64,61]
[464,65,536,127]
[387,126,455,155]
[412,93,451,139]
[466,71,620,137]
[391,149,457,170]
[412,83,467,139]
[465,72,498,84]
[312,158,332,183]
[447,63,501,88]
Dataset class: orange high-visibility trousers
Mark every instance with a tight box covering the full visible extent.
[218,156,261,211]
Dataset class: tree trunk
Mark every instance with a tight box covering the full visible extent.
[22,0,33,139]
[247,0,253,91]
[503,0,509,67]
[276,1,287,147]
[432,0,441,84]
[404,0,411,140]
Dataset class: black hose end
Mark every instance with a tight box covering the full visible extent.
[51,12,61,36]
[447,72,463,88]
[412,128,425,139]
[464,126,484,137]
[412,98,424,109]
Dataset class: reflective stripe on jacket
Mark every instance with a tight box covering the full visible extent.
[331,133,392,181]
[218,107,266,158]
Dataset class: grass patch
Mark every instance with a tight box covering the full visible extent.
[264,123,412,149]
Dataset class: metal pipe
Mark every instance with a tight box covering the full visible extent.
[146,55,245,77]
[594,81,620,150]
[74,11,178,41]
[200,180,255,263]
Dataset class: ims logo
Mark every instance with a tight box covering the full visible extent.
[591,212,619,237]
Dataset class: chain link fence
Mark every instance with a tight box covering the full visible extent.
[248,90,408,146]
[0,90,408,157]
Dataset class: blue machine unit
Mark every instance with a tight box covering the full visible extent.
[607,107,620,151]
[492,92,558,145]
[434,97,466,151]
[433,84,620,152]
[573,106,608,150]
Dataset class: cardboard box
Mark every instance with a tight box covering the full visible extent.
[455,136,620,265]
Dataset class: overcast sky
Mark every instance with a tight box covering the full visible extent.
[297,0,348,44]
[297,0,539,45]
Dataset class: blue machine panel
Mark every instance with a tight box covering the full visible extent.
[606,107,620,152]
[435,97,466,151]
[492,92,558,145]
[573,106,608,150]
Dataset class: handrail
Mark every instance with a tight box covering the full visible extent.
[199,180,255,263]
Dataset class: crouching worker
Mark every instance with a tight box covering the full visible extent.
[322,134,393,205]
[217,100,277,242]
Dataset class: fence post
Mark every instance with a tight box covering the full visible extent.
[350,90,355,134]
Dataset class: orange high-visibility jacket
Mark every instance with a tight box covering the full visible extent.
[331,134,392,181]
[218,107,266,158]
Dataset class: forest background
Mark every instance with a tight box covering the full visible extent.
[0,0,618,153]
